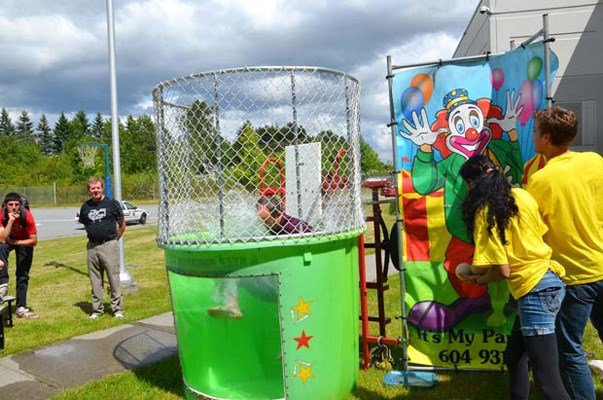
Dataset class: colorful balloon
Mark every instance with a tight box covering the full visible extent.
[531,79,544,110]
[401,87,424,120]
[490,68,505,91]
[527,57,543,81]
[410,73,434,104]
[517,80,534,126]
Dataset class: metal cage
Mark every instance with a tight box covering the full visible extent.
[153,66,364,246]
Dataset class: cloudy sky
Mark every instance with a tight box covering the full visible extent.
[0,0,479,161]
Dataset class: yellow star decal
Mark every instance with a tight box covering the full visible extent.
[291,297,312,321]
[294,364,315,384]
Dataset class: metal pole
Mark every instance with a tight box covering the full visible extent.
[106,0,134,287]
[344,77,357,222]
[103,144,112,199]
[213,75,225,239]
[290,71,303,219]
[543,14,553,107]
[519,28,544,49]
[390,52,501,72]
[386,55,410,374]
[154,87,170,242]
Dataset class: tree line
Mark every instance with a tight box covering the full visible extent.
[0,105,390,197]
[0,108,157,189]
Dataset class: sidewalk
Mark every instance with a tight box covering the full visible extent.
[0,313,178,400]
[0,253,396,400]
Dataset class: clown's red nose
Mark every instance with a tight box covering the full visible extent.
[466,128,478,141]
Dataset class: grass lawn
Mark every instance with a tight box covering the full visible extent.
[2,225,601,399]
[1,225,171,355]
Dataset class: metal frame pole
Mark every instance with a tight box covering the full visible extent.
[386,55,410,373]
[106,0,134,287]
[290,71,303,219]
[213,75,225,239]
[543,14,553,107]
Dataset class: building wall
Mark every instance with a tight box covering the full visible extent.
[454,0,603,153]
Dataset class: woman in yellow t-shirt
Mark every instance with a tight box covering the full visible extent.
[458,155,569,400]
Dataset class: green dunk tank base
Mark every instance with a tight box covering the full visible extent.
[153,66,364,399]
[165,232,360,400]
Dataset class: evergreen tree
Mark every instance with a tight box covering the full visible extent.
[226,123,266,190]
[37,114,54,155]
[91,112,105,141]
[256,124,280,152]
[101,117,121,144]
[122,115,158,174]
[16,110,35,144]
[70,110,89,142]
[0,108,15,136]
[133,115,159,173]
[53,112,71,153]
[267,122,309,152]
[179,100,220,175]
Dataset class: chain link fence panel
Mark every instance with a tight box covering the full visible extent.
[153,66,365,246]
[0,186,55,205]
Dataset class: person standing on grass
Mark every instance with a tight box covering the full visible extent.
[0,192,39,319]
[79,177,125,320]
[458,155,570,400]
[526,106,603,400]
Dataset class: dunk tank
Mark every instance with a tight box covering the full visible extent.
[152,67,364,399]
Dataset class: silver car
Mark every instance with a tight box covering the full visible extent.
[76,200,149,225]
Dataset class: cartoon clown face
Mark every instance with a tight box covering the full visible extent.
[443,89,491,159]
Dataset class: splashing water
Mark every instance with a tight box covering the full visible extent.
[169,189,267,241]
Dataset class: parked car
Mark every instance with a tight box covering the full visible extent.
[76,200,149,225]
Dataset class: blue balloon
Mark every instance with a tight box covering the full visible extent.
[401,87,424,120]
[532,79,544,110]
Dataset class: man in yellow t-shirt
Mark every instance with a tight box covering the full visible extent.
[526,106,603,400]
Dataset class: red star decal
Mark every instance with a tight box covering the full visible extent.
[293,330,313,350]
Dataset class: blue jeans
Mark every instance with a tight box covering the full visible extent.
[556,278,603,400]
[505,270,570,399]
[517,269,565,336]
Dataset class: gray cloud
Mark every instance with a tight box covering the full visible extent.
[0,0,477,160]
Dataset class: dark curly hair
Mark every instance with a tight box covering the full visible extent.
[459,155,518,244]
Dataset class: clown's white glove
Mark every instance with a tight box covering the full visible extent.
[399,108,447,146]
[487,90,523,132]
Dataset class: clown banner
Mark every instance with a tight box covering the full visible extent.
[390,42,558,369]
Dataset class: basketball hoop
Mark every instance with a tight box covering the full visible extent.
[78,145,98,167]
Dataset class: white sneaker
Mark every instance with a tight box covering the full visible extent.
[0,284,7,299]
[89,312,103,320]
[589,359,603,381]
[15,306,40,319]
[114,311,124,319]
[207,306,243,319]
